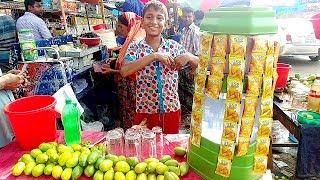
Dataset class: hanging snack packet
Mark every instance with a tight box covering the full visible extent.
[198,55,210,70]
[255,137,270,156]
[219,138,236,160]
[250,53,266,75]
[229,35,247,57]
[261,77,273,99]
[215,157,232,178]
[267,40,275,55]
[236,136,250,156]
[246,75,262,97]
[253,155,268,174]
[242,97,258,118]
[252,36,267,53]
[210,57,226,79]
[229,56,246,80]
[191,123,202,147]
[260,98,273,118]
[195,69,207,92]
[226,77,243,102]
[192,107,204,124]
[224,101,241,123]
[257,118,273,137]
[239,117,255,138]
[200,33,213,56]
[207,75,223,99]
[222,121,238,141]
[193,91,205,107]
[213,35,228,56]
[264,55,274,78]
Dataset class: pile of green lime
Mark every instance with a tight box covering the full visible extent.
[11,142,189,180]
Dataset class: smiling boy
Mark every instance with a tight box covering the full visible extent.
[120,0,199,134]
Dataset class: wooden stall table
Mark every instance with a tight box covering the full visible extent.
[0,131,201,180]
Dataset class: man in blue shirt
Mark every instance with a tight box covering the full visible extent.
[16,0,52,40]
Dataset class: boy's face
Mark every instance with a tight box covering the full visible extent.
[142,8,166,37]
[183,12,194,27]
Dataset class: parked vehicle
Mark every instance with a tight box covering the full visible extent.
[277,18,320,61]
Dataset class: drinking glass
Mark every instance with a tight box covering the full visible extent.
[152,126,163,159]
[125,133,141,160]
[106,130,123,156]
[141,130,156,160]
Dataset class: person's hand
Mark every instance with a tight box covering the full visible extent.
[172,54,190,70]
[154,52,173,66]
[0,74,25,90]
[101,63,119,74]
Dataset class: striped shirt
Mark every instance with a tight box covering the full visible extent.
[181,23,200,56]
[16,12,52,40]
[0,15,16,63]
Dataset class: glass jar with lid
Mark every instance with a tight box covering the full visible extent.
[291,88,308,110]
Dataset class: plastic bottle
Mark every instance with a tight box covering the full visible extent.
[62,99,81,145]
[307,77,320,112]
[18,29,38,61]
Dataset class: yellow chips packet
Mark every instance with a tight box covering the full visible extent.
[207,75,223,99]
[210,57,226,79]
[242,97,258,118]
[246,75,262,97]
[198,55,210,70]
[264,55,274,78]
[236,136,251,156]
[215,157,232,178]
[253,155,268,174]
[194,69,207,92]
[261,77,273,99]
[191,107,204,125]
[252,36,268,53]
[239,117,255,138]
[219,138,236,161]
[224,101,241,123]
[229,56,246,80]
[191,122,202,147]
[193,91,205,107]
[226,77,243,102]
[229,35,247,57]
[267,40,275,55]
[250,53,266,75]
[257,118,273,137]
[200,33,213,56]
[222,121,238,141]
[260,98,273,118]
[255,137,270,156]
[213,35,228,56]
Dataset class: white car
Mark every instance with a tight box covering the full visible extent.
[277,18,320,61]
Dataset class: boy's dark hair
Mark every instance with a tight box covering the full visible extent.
[24,0,41,11]
[143,0,168,21]
[195,10,204,20]
[183,7,194,15]
[118,14,129,27]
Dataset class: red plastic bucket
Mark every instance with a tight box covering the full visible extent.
[275,63,292,91]
[311,13,320,40]
[93,24,107,31]
[4,95,57,150]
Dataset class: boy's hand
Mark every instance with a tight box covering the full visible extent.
[172,54,189,70]
[154,52,173,66]
[1,74,25,90]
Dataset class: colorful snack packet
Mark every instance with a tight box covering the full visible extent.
[193,91,205,107]
[250,53,266,75]
[198,55,210,70]
[222,121,238,141]
[226,77,243,102]
[200,33,213,56]
[260,98,273,118]
[257,118,273,137]
[211,56,226,78]
[252,36,267,53]
[213,35,228,56]
[255,137,270,156]
[229,35,247,57]
[239,117,255,138]
[215,157,232,178]
[191,107,204,124]
[224,101,241,123]
[261,77,273,99]
[267,40,275,55]
[195,69,207,91]
[246,75,262,97]
[229,56,246,80]
[264,55,274,78]
[219,138,236,161]
[236,136,250,156]
[242,97,258,118]
[191,123,202,147]
[207,75,223,99]
[253,155,268,174]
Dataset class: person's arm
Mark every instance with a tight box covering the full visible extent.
[120,53,172,77]
[173,53,199,71]
[193,29,201,56]
[38,20,53,39]
[0,74,24,90]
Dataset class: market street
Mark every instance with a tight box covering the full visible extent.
[279,55,320,75]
